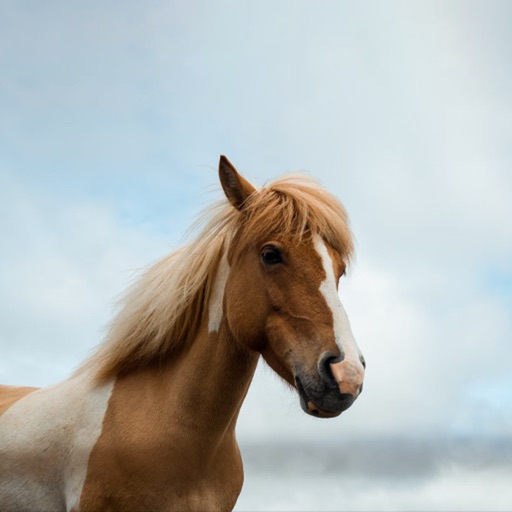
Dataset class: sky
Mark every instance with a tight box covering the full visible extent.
[1,1,512,509]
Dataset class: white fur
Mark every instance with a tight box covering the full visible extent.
[313,235,363,369]
[0,373,114,512]
[208,253,230,333]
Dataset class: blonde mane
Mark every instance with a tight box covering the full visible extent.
[77,175,354,382]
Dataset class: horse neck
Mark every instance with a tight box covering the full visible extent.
[167,320,259,437]
[107,318,259,458]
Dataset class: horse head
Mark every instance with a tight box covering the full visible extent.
[219,156,365,418]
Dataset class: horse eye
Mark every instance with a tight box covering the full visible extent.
[261,245,283,265]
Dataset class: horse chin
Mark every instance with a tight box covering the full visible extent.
[295,376,343,419]
[304,401,342,419]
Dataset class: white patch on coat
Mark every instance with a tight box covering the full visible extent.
[208,252,230,333]
[0,372,114,512]
[313,234,363,369]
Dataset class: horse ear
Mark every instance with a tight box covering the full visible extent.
[219,155,257,211]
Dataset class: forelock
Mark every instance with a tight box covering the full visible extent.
[236,175,354,264]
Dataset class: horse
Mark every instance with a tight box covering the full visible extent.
[0,156,365,512]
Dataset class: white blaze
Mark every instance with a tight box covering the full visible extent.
[208,252,230,333]
[313,234,362,367]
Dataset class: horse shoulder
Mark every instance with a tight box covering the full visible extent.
[0,376,114,512]
[78,415,245,511]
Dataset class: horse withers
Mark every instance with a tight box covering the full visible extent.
[0,156,365,511]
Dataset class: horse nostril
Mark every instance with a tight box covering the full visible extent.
[318,352,342,387]
[360,356,366,369]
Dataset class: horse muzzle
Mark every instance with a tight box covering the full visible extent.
[294,355,365,418]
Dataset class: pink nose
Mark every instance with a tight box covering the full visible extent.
[330,358,365,397]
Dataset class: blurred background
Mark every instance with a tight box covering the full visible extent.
[1,1,511,510]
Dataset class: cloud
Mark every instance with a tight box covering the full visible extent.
[0,0,511,444]
[236,439,512,511]
[0,173,170,385]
